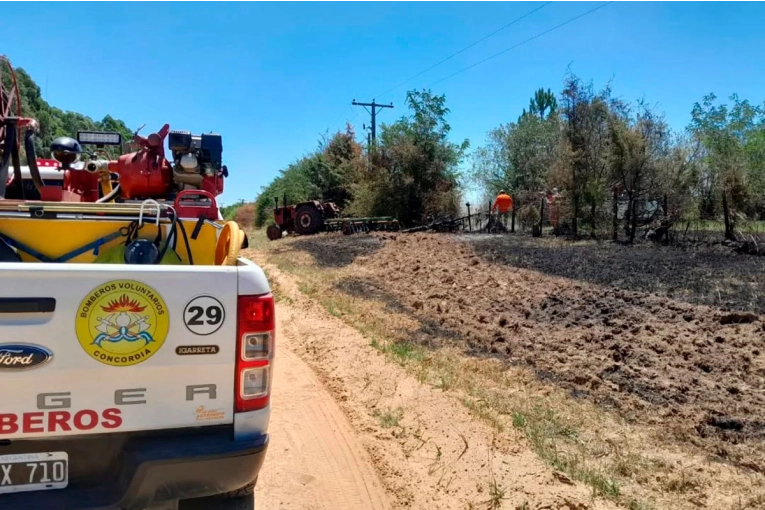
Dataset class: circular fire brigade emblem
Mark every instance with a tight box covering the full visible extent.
[75,280,169,367]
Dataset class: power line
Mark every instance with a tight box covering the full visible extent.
[334,2,612,138]
[427,1,614,88]
[375,2,553,100]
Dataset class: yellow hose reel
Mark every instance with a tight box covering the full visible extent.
[215,221,244,266]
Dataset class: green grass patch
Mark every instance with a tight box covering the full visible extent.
[369,337,425,365]
[373,407,404,428]
[629,500,656,510]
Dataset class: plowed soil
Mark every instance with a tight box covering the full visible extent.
[286,232,765,475]
[252,256,617,510]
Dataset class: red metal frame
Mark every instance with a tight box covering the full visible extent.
[173,190,219,219]
[0,56,38,143]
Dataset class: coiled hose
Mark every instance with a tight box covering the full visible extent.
[96,183,121,203]
[0,124,17,198]
[24,130,45,193]
[215,221,244,266]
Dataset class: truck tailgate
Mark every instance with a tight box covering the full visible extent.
[0,263,244,440]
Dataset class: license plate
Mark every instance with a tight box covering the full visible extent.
[0,452,68,494]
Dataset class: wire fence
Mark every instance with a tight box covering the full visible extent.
[453,190,765,250]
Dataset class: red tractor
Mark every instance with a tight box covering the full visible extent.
[266,194,341,241]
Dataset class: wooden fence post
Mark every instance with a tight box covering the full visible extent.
[539,196,545,235]
[511,199,516,233]
[612,186,619,241]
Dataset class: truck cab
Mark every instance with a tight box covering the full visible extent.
[0,249,273,509]
[0,255,273,510]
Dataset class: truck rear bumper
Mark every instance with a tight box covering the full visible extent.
[0,427,268,510]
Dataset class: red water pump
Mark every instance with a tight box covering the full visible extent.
[49,124,227,213]
[106,123,226,201]
[107,123,174,199]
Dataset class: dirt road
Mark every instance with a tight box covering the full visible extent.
[256,324,389,509]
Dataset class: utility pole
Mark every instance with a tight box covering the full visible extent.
[352,99,393,143]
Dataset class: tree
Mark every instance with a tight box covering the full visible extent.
[609,100,671,243]
[253,123,369,227]
[522,87,558,121]
[742,104,765,218]
[316,125,365,207]
[254,156,314,227]
[349,89,469,225]
[556,74,615,238]
[689,93,762,239]
[653,131,703,240]
[472,98,561,197]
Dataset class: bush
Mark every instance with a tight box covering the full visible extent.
[519,203,540,231]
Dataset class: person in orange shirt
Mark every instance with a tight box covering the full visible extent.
[492,190,514,228]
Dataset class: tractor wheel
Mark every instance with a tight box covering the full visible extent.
[266,225,282,241]
[294,205,324,236]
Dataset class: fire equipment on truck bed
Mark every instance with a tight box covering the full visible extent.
[1,54,229,219]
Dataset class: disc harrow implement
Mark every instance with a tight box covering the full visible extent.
[329,217,400,236]
[265,194,400,241]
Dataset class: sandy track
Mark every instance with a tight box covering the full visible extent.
[256,312,389,510]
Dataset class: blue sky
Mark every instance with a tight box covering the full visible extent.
[4,1,764,206]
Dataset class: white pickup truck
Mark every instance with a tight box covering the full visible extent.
[0,258,274,509]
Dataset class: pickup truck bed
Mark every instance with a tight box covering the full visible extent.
[0,258,273,509]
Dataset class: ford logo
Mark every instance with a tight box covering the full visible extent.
[0,344,53,370]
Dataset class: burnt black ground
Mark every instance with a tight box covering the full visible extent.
[286,231,765,473]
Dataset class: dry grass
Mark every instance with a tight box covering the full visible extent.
[247,229,765,510]
[233,203,256,227]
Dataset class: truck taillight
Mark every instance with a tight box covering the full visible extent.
[235,293,275,413]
